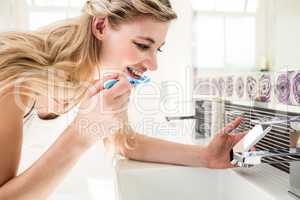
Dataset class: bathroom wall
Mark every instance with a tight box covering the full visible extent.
[192,1,300,172]
[193,0,300,113]
[273,0,300,69]
[0,0,28,31]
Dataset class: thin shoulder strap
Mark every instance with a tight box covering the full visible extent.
[24,101,36,119]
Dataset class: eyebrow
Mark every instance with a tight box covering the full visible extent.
[137,36,166,47]
[138,36,155,44]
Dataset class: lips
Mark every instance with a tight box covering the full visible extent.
[126,66,146,79]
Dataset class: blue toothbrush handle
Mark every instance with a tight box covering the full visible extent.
[104,76,151,90]
[103,79,119,90]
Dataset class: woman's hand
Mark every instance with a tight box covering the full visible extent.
[71,74,132,147]
[205,117,246,169]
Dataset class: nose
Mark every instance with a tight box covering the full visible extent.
[143,52,158,71]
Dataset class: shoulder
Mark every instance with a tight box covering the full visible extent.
[0,86,35,120]
[0,86,33,186]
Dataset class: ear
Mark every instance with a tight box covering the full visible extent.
[92,17,108,40]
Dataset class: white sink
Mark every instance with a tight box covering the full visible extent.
[114,160,294,200]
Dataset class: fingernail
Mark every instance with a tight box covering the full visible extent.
[110,74,119,78]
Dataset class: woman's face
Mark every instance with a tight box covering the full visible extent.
[94,16,170,77]
[36,16,170,119]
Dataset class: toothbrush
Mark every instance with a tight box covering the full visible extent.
[103,74,150,90]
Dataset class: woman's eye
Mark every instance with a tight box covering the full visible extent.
[134,42,150,51]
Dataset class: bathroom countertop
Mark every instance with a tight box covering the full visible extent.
[114,119,296,200]
[115,156,295,200]
[233,165,293,200]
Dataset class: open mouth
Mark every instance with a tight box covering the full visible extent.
[126,66,144,79]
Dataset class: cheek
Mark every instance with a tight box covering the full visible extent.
[104,33,145,67]
[122,48,140,62]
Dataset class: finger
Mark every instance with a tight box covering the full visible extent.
[110,95,131,113]
[102,74,120,82]
[230,131,248,149]
[230,160,239,168]
[102,91,130,113]
[220,162,236,169]
[113,91,131,106]
[231,131,247,145]
[218,117,242,135]
[88,74,119,97]
[105,76,132,99]
[250,146,256,151]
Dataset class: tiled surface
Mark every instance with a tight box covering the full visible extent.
[194,70,300,107]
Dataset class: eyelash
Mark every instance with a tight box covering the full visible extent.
[133,42,163,52]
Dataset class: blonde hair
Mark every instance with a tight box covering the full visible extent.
[0,0,177,154]
[0,0,177,113]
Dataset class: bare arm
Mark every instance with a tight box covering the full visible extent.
[0,126,91,200]
[115,133,208,167]
[0,93,24,188]
[0,76,131,200]
[0,92,92,200]
[113,118,245,169]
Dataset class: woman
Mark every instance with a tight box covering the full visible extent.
[0,0,245,199]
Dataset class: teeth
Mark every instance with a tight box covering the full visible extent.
[128,67,143,77]
[133,69,142,76]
